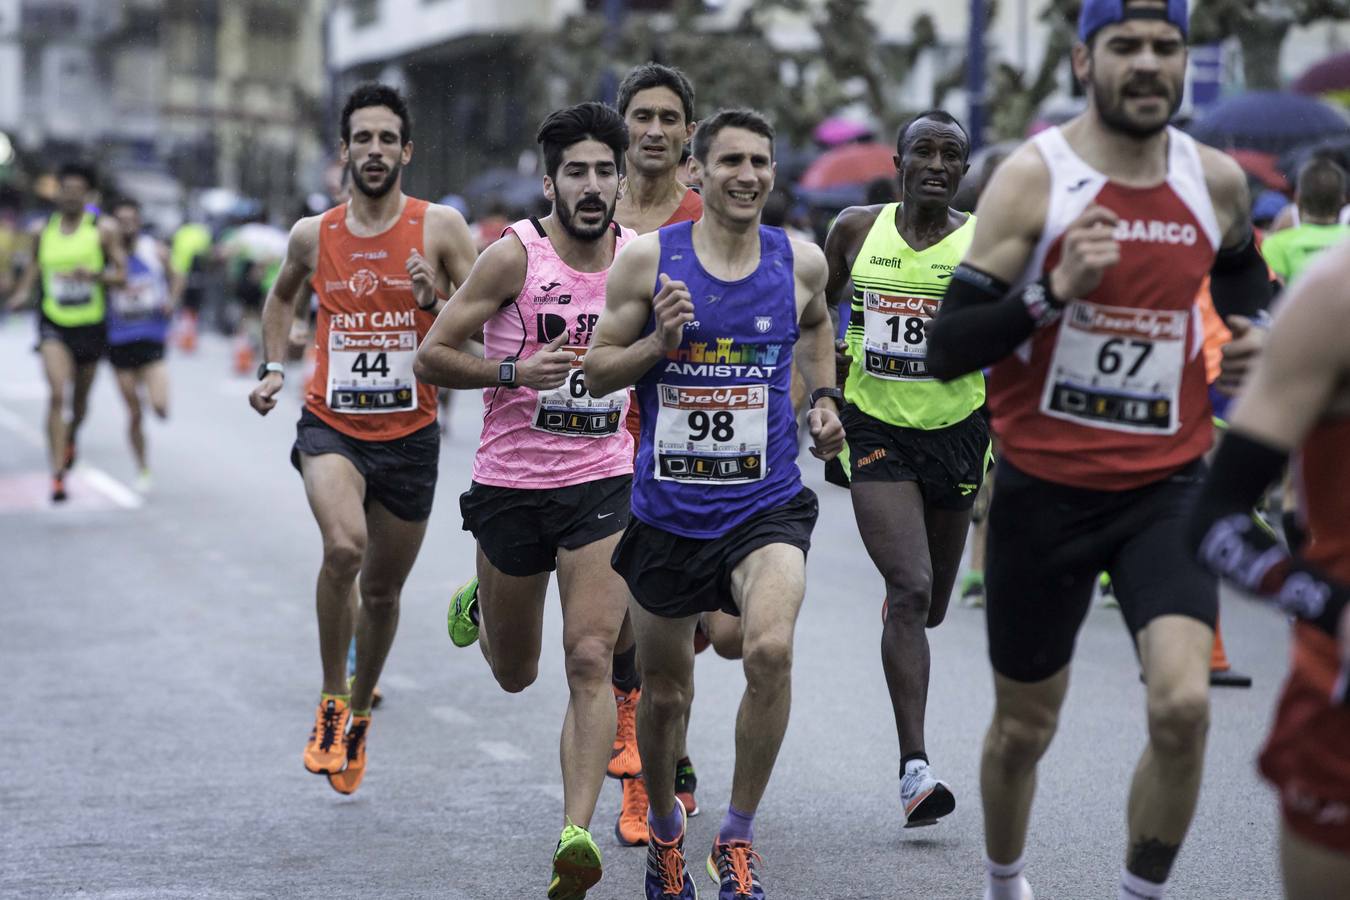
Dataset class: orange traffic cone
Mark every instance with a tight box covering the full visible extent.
[1210,615,1252,687]
[233,336,255,376]
[176,309,198,353]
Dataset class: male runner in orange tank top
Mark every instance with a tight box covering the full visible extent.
[1188,237,1350,900]
[248,84,477,795]
[926,2,1273,897]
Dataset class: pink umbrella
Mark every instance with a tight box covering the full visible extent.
[812,117,875,147]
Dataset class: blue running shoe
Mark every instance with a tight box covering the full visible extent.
[706,840,764,899]
[645,805,697,899]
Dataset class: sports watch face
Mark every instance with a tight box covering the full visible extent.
[499,360,516,386]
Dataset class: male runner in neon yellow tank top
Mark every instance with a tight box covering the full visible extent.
[5,162,126,502]
[823,110,989,830]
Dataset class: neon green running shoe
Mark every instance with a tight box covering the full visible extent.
[447,576,480,647]
[548,821,603,900]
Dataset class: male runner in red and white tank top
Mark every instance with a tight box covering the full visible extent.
[1188,238,1350,900]
[248,84,477,795]
[926,2,1273,898]
[607,62,708,847]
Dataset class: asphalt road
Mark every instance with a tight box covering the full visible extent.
[0,317,1293,899]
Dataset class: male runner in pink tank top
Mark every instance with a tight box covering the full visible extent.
[415,102,635,900]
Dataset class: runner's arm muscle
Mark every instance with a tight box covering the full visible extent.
[794,241,837,407]
[584,234,664,398]
[1188,247,1350,640]
[4,228,40,310]
[161,243,185,311]
[1203,148,1270,318]
[822,208,871,337]
[99,219,128,289]
[422,204,477,316]
[927,149,1049,379]
[259,218,319,368]
[413,236,526,389]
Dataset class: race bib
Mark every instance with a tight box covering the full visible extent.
[531,346,627,438]
[861,291,936,380]
[51,274,93,307]
[326,330,418,414]
[1040,300,1188,434]
[653,384,768,483]
[111,278,166,319]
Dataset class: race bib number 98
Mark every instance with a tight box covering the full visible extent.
[653,384,768,483]
[1041,301,1188,434]
[531,346,627,438]
[862,292,936,380]
[326,330,418,414]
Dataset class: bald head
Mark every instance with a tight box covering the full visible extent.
[1296,157,1347,223]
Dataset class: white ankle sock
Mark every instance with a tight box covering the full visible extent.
[986,855,1027,900]
[1119,868,1165,899]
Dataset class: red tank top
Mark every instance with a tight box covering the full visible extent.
[988,128,1220,490]
[665,189,702,226]
[306,197,438,441]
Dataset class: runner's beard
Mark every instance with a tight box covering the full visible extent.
[1093,77,1180,140]
[350,159,401,199]
[555,193,617,241]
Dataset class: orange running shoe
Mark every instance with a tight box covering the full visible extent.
[608,686,642,779]
[327,714,370,795]
[303,697,350,774]
[615,775,650,847]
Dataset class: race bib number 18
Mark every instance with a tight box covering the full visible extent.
[531,346,627,438]
[326,330,418,414]
[1041,300,1188,434]
[862,291,936,380]
[653,384,768,483]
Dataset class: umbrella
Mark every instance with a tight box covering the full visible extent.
[798,142,896,191]
[1276,134,1350,185]
[1227,149,1289,192]
[1292,52,1350,101]
[812,117,875,147]
[1187,91,1350,154]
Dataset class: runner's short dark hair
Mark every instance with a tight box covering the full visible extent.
[897,110,970,159]
[341,83,412,145]
[616,63,696,125]
[57,162,97,189]
[537,102,630,181]
[1296,157,1347,220]
[109,196,140,213]
[692,109,775,164]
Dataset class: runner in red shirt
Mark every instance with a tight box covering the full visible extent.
[248,84,477,795]
[926,2,1272,898]
[1188,240,1350,899]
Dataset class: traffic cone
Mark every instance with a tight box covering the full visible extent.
[233,336,255,376]
[1210,614,1252,687]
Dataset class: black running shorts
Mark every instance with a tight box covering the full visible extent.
[108,339,166,371]
[460,474,632,578]
[985,458,1218,683]
[842,406,991,509]
[612,487,819,619]
[36,313,106,366]
[291,408,439,522]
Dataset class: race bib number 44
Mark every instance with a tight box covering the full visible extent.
[1041,300,1188,434]
[653,384,768,483]
[862,292,936,380]
[531,346,627,438]
[326,330,418,414]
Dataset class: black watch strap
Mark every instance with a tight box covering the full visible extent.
[810,387,843,408]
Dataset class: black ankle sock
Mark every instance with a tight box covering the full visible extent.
[900,751,929,774]
[1282,511,1306,552]
[612,645,640,693]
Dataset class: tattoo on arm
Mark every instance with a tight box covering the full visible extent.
[1127,836,1180,884]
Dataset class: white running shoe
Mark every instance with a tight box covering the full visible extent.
[984,876,1035,900]
[135,469,153,494]
[899,761,955,827]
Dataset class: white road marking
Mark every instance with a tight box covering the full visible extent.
[477,740,529,762]
[74,465,144,509]
[379,673,422,692]
[0,402,44,447]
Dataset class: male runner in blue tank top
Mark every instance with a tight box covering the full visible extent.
[586,108,845,900]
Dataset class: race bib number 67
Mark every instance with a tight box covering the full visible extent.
[653,384,768,483]
[1041,300,1188,434]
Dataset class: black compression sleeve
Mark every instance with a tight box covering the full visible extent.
[1210,231,1273,319]
[1188,429,1350,637]
[927,266,1060,381]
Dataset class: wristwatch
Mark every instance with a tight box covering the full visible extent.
[498,355,518,388]
[810,387,843,409]
[256,361,285,381]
